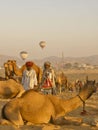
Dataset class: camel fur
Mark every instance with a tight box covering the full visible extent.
[0,79,25,99]
[0,80,96,126]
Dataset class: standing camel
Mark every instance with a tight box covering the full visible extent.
[55,72,67,94]
[4,60,42,84]
[0,79,96,126]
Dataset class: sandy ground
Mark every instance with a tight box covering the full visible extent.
[0,90,98,130]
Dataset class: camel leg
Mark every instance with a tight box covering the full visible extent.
[53,116,69,125]
[4,109,24,126]
[4,100,24,126]
[53,116,82,125]
[0,119,12,125]
[16,90,25,97]
[11,111,24,126]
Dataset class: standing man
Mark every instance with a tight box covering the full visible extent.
[41,61,56,94]
[22,61,37,90]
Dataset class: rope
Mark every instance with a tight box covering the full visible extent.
[77,95,86,111]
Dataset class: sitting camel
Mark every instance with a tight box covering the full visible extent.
[4,60,42,84]
[0,80,96,126]
[0,79,25,99]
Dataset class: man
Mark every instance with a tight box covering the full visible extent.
[21,61,37,90]
[41,61,56,94]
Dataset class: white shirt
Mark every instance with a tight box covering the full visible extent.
[22,69,37,90]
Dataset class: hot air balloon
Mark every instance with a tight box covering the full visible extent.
[39,41,46,49]
[20,51,28,60]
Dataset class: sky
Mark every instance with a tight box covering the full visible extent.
[0,0,98,60]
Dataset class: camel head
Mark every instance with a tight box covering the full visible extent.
[7,60,16,78]
[4,62,12,79]
[78,79,96,101]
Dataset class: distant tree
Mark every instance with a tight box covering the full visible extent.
[73,62,79,69]
[64,63,72,69]
[74,62,79,66]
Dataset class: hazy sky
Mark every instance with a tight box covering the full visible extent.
[0,0,98,60]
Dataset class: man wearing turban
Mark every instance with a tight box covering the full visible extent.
[40,61,56,94]
[21,61,37,90]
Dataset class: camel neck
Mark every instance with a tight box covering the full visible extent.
[61,95,83,114]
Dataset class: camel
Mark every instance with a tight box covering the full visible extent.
[0,79,96,126]
[55,72,67,94]
[4,61,14,79]
[4,60,42,84]
[0,79,25,99]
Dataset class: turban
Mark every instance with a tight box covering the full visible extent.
[44,61,51,67]
[25,61,33,67]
